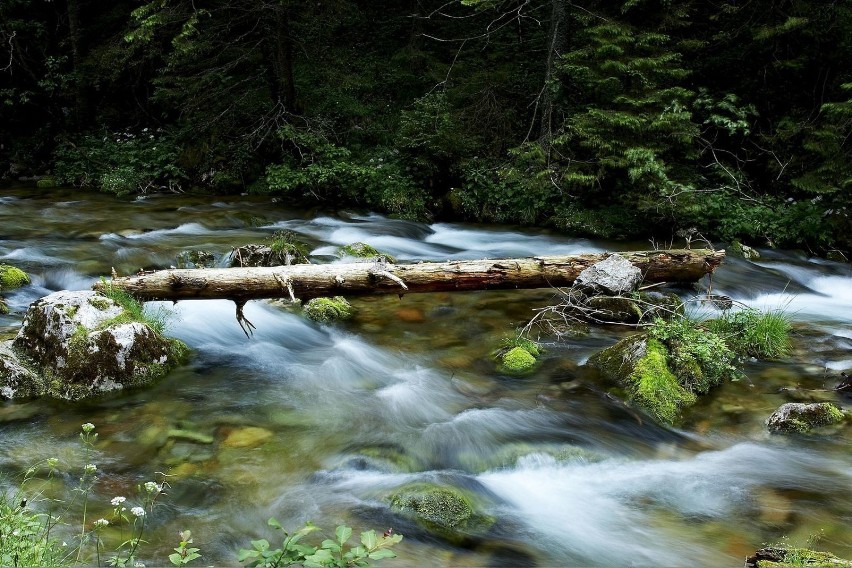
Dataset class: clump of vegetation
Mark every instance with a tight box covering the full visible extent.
[0,264,30,290]
[766,402,847,434]
[0,297,8,315]
[98,279,170,334]
[747,545,852,568]
[706,308,792,358]
[0,491,65,567]
[269,231,311,264]
[649,317,741,394]
[338,242,397,264]
[629,338,697,425]
[303,297,354,323]
[238,519,402,567]
[496,336,541,375]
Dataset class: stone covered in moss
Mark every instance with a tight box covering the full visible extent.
[8,291,187,400]
[175,249,216,269]
[730,240,761,260]
[389,482,494,542]
[746,546,852,568]
[303,296,354,323]
[0,264,30,290]
[766,402,846,434]
[0,341,44,399]
[590,334,697,424]
[338,242,397,264]
[230,232,310,267]
[500,347,537,374]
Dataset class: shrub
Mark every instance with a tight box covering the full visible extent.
[54,130,186,195]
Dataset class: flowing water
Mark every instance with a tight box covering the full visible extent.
[1,188,850,566]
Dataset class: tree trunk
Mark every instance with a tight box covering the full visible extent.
[94,249,724,302]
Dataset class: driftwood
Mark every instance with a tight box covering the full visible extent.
[94,249,724,303]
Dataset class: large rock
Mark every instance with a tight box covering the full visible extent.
[575,254,642,295]
[590,333,696,424]
[745,546,852,568]
[388,482,495,543]
[4,291,187,401]
[766,402,846,434]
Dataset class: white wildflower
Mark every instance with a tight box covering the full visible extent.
[110,496,126,506]
[144,481,161,494]
[131,506,145,518]
[84,463,97,474]
[94,518,109,528]
[81,423,95,433]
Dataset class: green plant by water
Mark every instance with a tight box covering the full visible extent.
[238,519,402,568]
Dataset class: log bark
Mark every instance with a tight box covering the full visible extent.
[93,249,725,303]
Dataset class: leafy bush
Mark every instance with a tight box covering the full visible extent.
[0,492,65,567]
[54,130,186,195]
[259,125,427,220]
[238,519,402,568]
[649,317,740,394]
[706,308,792,358]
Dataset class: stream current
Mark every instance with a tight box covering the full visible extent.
[1,188,850,566]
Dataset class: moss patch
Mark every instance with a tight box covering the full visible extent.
[389,482,494,542]
[0,297,8,315]
[303,296,354,323]
[630,338,697,424]
[748,546,852,568]
[0,264,30,290]
[766,402,847,434]
[500,347,537,375]
[338,242,397,263]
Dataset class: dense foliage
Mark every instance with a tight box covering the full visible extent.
[1,0,849,253]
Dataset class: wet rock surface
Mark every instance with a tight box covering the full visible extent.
[2,291,186,401]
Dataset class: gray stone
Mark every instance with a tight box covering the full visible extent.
[0,341,43,400]
[766,402,846,434]
[575,254,642,295]
[7,291,186,401]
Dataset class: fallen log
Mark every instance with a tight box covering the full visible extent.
[94,249,724,303]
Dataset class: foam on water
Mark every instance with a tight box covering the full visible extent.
[477,442,852,566]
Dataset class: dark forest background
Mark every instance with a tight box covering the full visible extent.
[1,0,850,253]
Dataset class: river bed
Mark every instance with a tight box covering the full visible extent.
[1,188,850,566]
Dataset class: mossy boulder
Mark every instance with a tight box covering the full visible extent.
[7,291,187,401]
[730,240,761,260]
[35,176,56,189]
[303,296,354,323]
[499,347,537,374]
[338,242,397,264]
[0,264,30,290]
[230,232,310,267]
[175,249,216,269]
[388,482,495,542]
[0,341,44,399]
[589,334,697,424]
[745,546,852,568]
[766,402,846,434]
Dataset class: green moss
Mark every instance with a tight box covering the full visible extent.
[389,483,494,541]
[630,338,697,424]
[500,347,537,375]
[753,547,852,567]
[0,264,30,290]
[87,296,111,310]
[0,297,8,315]
[303,296,354,323]
[338,242,397,263]
[649,317,740,393]
[269,230,310,262]
[35,176,56,188]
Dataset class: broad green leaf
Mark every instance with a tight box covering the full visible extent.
[368,549,397,560]
[305,548,334,564]
[360,530,377,550]
[335,524,352,545]
[168,553,182,566]
[267,517,283,530]
[321,539,342,552]
[251,539,270,552]
[237,549,259,562]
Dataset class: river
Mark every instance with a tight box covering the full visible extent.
[1,188,850,566]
